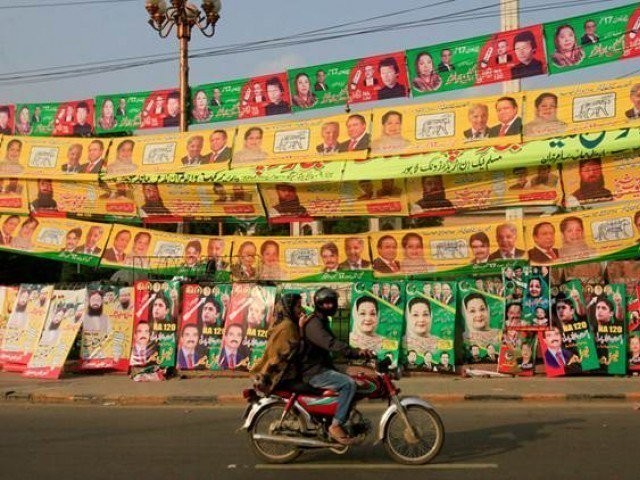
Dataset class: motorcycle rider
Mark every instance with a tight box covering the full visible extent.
[299,287,370,446]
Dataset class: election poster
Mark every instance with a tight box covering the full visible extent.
[587,283,626,375]
[497,330,537,376]
[288,59,354,112]
[131,280,179,369]
[13,102,68,137]
[179,283,231,371]
[0,286,18,351]
[350,281,405,365]
[0,181,29,215]
[190,79,246,124]
[628,286,640,372]
[502,264,527,329]
[79,284,134,372]
[282,282,352,317]
[406,25,546,98]
[0,104,15,135]
[24,288,86,379]
[139,88,181,130]
[50,100,95,137]
[261,178,408,222]
[544,4,640,75]
[0,284,54,369]
[520,266,552,330]
[403,281,456,373]
[237,73,292,120]
[347,52,409,105]
[458,277,505,364]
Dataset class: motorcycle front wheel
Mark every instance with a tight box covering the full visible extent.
[383,404,444,465]
[248,403,302,464]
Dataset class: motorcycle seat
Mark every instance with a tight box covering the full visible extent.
[275,379,335,396]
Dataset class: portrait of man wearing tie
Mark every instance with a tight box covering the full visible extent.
[437,48,455,72]
[373,235,401,274]
[130,321,158,367]
[580,19,599,45]
[74,225,104,256]
[338,237,371,271]
[314,69,327,91]
[338,114,370,152]
[218,323,250,370]
[528,221,559,264]
[316,121,340,154]
[205,130,232,163]
[81,140,105,174]
[463,103,490,141]
[181,135,205,166]
[0,215,20,246]
[488,96,522,138]
[103,229,131,264]
[625,84,640,120]
[542,324,579,371]
[177,323,207,370]
[488,222,525,260]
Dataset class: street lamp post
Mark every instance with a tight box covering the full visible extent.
[145,0,222,132]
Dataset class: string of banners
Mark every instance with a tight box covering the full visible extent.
[1,4,640,137]
[1,274,639,378]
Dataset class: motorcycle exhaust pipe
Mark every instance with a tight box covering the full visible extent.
[252,433,339,448]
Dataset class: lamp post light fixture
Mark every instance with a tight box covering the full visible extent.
[145,0,222,132]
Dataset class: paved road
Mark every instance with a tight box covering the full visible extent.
[0,402,635,479]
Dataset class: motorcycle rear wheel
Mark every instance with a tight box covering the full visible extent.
[383,405,444,465]
[249,403,302,464]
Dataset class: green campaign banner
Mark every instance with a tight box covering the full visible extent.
[544,3,640,75]
[288,60,354,112]
[14,102,64,137]
[403,281,456,373]
[190,79,246,124]
[406,25,546,98]
[589,283,626,375]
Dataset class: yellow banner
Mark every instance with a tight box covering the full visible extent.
[102,129,235,179]
[0,136,109,180]
[231,235,372,281]
[522,77,640,140]
[132,183,263,219]
[232,113,370,168]
[370,220,526,276]
[562,155,640,208]
[26,180,137,217]
[0,178,28,214]
[260,178,408,221]
[369,93,525,157]
[406,165,561,215]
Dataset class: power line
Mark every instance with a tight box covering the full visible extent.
[0,0,136,9]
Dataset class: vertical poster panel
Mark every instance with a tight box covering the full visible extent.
[350,281,405,365]
[628,285,640,372]
[24,288,87,379]
[50,100,95,137]
[347,52,409,105]
[79,284,134,371]
[544,4,640,75]
[130,280,179,369]
[403,281,456,373]
[288,60,355,112]
[217,283,257,371]
[0,284,54,368]
[587,283,626,375]
[14,102,64,137]
[520,266,552,330]
[0,182,29,215]
[179,283,231,371]
[0,105,15,135]
[190,79,246,124]
[139,88,181,130]
[458,277,505,364]
[237,73,291,120]
[407,25,546,97]
[497,330,538,376]
[0,286,19,352]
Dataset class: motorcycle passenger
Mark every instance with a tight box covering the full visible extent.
[299,287,368,446]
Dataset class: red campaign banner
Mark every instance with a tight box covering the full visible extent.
[348,52,409,105]
[623,8,640,60]
[237,73,292,120]
[475,25,547,85]
[51,100,95,137]
[628,286,640,372]
[0,105,15,135]
[139,89,181,130]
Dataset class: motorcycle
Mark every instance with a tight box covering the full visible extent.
[240,357,444,465]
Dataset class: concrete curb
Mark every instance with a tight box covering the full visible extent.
[2,390,640,406]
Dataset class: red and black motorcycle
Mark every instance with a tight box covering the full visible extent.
[241,358,444,465]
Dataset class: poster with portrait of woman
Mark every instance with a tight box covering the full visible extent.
[520,266,552,330]
[458,278,505,364]
[544,4,640,75]
[288,60,354,112]
[497,330,537,376]
[0,284,54,369]
[402,281,455,373]
[14,102,64,137]
[190,79,246,124]
[132,280,179,369]
[347,52,409,105]
[586,283,626,375]
[78,284,134,372]
[350,281,405,364]
[24,288,87,379]
[237,73,291,120]
[178,283,231,371]
[50,100,95,137]
[95,89,174,134]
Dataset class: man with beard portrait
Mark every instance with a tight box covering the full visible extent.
[82,290,111,339]
[30,179,58,212]
[115,287,133,313]
[565,158,613,206]
[7,288,31,330]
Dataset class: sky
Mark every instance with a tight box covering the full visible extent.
[1,0,639,109]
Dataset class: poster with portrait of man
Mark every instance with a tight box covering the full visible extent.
[94,89,173,134]
[190,79,246,124]
[497,330,537,376]
[402,281,455,373]
[0,286,18,348]
[179,283,231,371]
[237,73,291,120]
[586,283,626,375]
[131,280,180,369]
[14,102,66,137]
[406,25,546,98]
[282,283,352,317]
[0,104,15,135]
[288,60,355,112]
[458,278,505,364]
[50,100,95,137]
[347,52,409,105]
[543,4,640,75]
[628,286,640,372]
[24,288,87,379]
[79,284,134,372]
[139,88,181,130]
[0,180,29,215]
[0,284,54,369]
[350,281,405,365]
[519,266,552,331]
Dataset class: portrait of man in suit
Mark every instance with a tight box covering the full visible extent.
[320,242,340,273]
[163,91,181,128]
[338,237,371,271]
[488,222,525,260]
[528,222,559,264]
[314,69,327,91]
[510,30,544,79]
[437,48,455,72]
[130,321,158,366]
[116,98,127,118]
[580,19,599,45]
[495,39,512,65]
[373,235,401,274]
[542,324,581,373]
[206,130,231,163]
[61,143,84,173]
[625,83,640,120]
[265,77,291,116]
[181,135,205,166]
[218,323,250,370]
[207,237,228,271]
[72,102,93,137]
[103,229,131,264]
[316,121,340,154]
[177,323,207,370]
[463,103,490,140]
[338,114,370,152]
[468,231,490,264]
[488,97,522,137]
[211,88,223,107]
[81,140,105,174]
[377,57,407,100]
[61,228,82,253]
[75,225,104,256]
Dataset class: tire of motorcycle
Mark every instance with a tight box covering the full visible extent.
[248,403,303,464]
[383,405,444,465]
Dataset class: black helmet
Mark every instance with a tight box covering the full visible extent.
[313,287,338,317]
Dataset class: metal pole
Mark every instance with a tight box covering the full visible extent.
[178,19,190,133]
[501,0,520,94]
